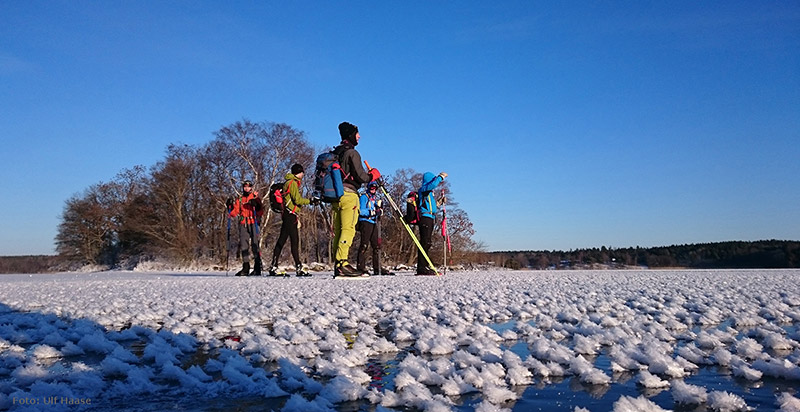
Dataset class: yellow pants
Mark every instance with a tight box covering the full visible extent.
[333,191,360,264]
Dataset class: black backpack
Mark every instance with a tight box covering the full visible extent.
[268,183,286,213]
[404,191,420,225]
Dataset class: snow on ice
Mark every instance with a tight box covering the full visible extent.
[0,269,798,411]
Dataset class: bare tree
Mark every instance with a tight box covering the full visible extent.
[56,165,151,266]
[131,144,200,262]
[56,189,110,265]
[210,120,315,261]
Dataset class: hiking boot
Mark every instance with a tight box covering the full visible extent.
[251,258,262,276]
[235,261,250,277]
[336,262,361,277]
[416,268,438,276]
[268,266,279,277]
[296,264,311,277]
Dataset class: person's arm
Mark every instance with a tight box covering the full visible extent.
[419,175,443,193]
[250,194,264,218]
[289,180,310,206]
[359,194,370,217]
[347,150,372,184]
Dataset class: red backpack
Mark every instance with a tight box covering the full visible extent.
[268,183,286,213]
[269,181,300,213]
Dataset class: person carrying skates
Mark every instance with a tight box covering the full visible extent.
[268,163,318,277]
[415,171,447,275]
[227,179,264,276]
[356,181,383,276]
[332,121,380,277]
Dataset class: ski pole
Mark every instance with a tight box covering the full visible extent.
[315,204,334,266]
[364,161,439,275]
[441,190,446,276]
[376,206,382,275]
[226,203,232,276]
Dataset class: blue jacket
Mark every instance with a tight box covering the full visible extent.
[359,192,379,224]
[418,172,443,219]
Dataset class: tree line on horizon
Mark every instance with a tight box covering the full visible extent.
[492,240,800,270]
[51,119,484,272]
[5,239,796,274]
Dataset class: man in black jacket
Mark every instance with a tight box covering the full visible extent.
[332,121,380,276]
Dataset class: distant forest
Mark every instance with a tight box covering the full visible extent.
[0,255,63,274]
[491,240,800,270]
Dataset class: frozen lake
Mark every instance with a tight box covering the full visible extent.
[1,269,799,411]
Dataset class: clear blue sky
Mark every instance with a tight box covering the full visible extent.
[2,1,798,255]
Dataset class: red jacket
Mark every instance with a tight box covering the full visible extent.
[230,191,264,225]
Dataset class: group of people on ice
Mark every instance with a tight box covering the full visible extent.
[227,121,447,278]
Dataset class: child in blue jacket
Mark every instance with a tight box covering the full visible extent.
[356,181,382,275]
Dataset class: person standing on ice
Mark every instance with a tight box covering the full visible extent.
[356,181,383,276]
[227,180,264,276]
[268,163,317,277]
[332,121,381,277]
[414,171,447,276]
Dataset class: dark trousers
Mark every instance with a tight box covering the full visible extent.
[272,211,301,266]
[237,223,258,263]
[417,216,434,273]
[357,220,379,274]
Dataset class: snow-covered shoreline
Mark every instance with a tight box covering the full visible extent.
[1,269,799,411]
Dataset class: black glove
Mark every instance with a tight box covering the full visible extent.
[225,197,234,209]
[249,198,262,211]
[310,197,321,206]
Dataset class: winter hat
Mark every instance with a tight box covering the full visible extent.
[338,122,359,145]
[291,163,304,175]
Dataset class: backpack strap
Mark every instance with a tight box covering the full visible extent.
[408,192,420,223]
[284,179,299,214]
[419,189,434,219]
[336,148,352,183]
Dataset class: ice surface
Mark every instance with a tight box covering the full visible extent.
[0,269,798,411]
[777,392,800,412]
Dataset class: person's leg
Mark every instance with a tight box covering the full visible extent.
[239,223,251,263]
[417,217,434,274]
[332,201,342,262]
[272,217,290,264]
[356,222,372,272]
[287,214,301,266]
[236,223,251,276]
[249,223,262,276]
[334,192,360,265]
[370,223,380,276]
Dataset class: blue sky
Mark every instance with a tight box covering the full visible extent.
[1,1,798,255]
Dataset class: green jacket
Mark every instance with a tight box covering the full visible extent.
[283,173,310,213]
